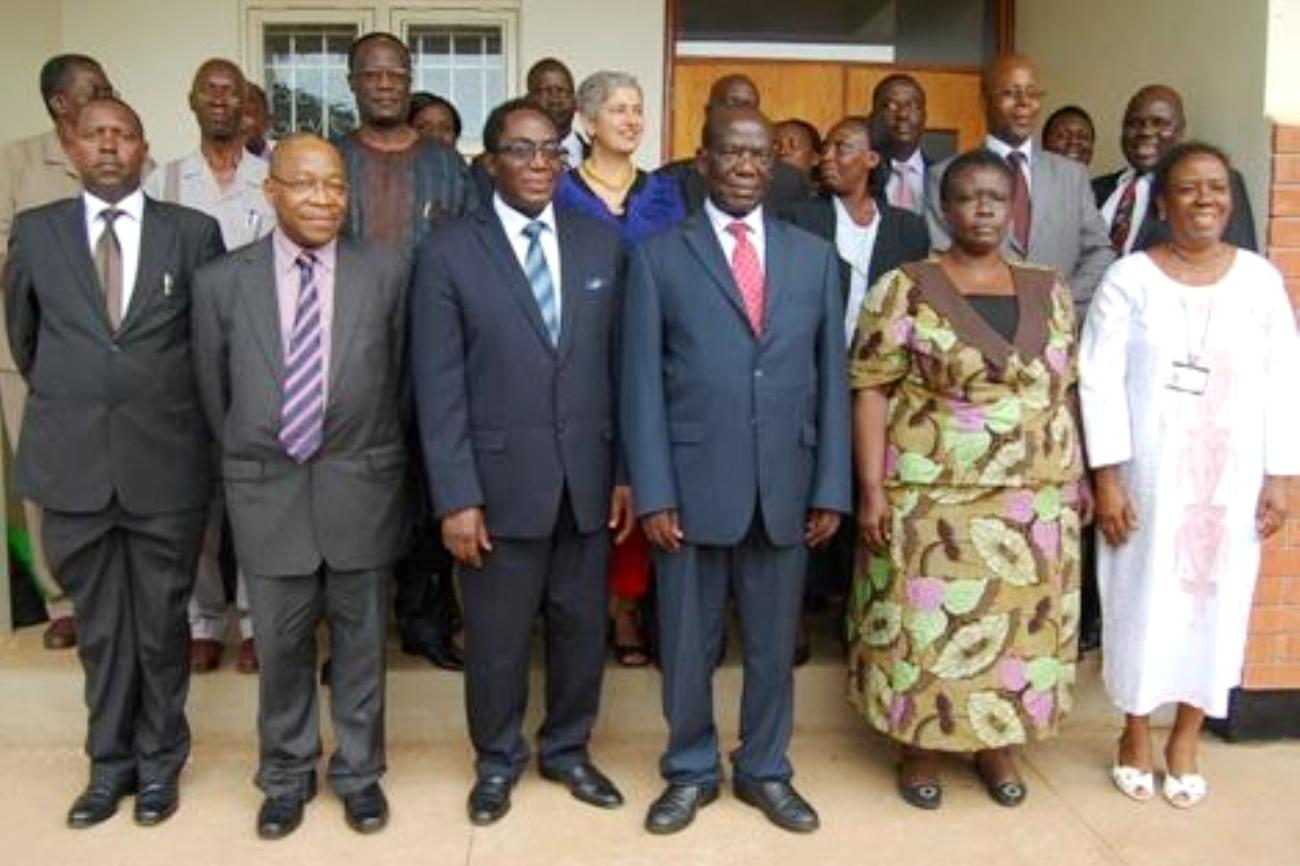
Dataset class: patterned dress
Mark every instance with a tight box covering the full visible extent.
[847,259,1085,752]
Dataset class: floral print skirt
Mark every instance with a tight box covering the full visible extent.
[847,484,1081,752]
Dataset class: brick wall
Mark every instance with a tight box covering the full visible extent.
[1247,124,1300,689]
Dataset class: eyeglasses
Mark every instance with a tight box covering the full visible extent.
[270,175,349,198]
[994,87,1046,103]
[493,140,565,162]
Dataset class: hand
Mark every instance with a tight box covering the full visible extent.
[641,509,684,553]
[442,507,492,568]
[857,485,892,553]
[1093,469,1138,547]
[1077,477,1096,526]
[805,509,841,548]
[1256,477,1288,540]
[608,485,635,545]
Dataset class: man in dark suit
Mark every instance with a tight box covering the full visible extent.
[191,134,408,839]
[412,98,631,826]
[870,73,931,215]
[623,106,851,835]
[4,97,224,828]
[925,54,1114,314]
[1093,84,1257,254]
[655,74,813,212]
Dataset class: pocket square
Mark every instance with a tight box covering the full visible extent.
[162,272,174,297]
[584,276,609,292]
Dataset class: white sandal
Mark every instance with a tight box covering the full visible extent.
[1110,763,1155,802]
[1162,772,1208,809]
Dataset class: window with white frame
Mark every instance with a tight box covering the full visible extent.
[408,24,505,145]
[263,24,359,139]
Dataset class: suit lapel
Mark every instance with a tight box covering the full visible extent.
[761,218,791,336]
[683,212,750,326]
[555,211,581,363]
[868,208,899,287]
[1025,154,1049,257]
[328,241,371,391]
[242,238,283,379]
[119,200,175,333]
[475,208,557,355]
[53,199,113,332]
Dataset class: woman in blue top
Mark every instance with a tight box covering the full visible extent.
[555,70,686,666]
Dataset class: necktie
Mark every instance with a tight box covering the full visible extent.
[726,221,765,334]
[1109,176,1139,253]
[96,209,125,329]
[1007,151,1031,251]
[522,221,560,345]
[279,252,324,464]
[890,161,918,213]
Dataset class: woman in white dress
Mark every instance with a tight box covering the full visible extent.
[1079,142,1300,808]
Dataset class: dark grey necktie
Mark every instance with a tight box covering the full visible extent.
[95,208,125,329]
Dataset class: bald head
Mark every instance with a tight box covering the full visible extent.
[707,74,759,111]
[981,53,1043,147]
[265,134,348,248]
[269,133,341,176]
[1121,84,1187,172]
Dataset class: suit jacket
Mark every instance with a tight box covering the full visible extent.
[4,195,225,514]
[621,211,852,547]
[412,205,624,539]
[926,148,1115,310]
[778,196,931,307]
[1091,167,1258,252]
[655,158,814,214]
[190,236,411,576]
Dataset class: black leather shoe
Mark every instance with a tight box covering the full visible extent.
[733,778,819,833]
[540,761,624,809]
[257,778,317,840]
[342,783,389,834]
[67,781,133,829]
[400,633,465,671]
[644,783,719,835]
[133,781,179,826]
[467,775,513,825]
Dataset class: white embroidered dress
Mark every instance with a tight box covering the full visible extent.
[1079,251,1300,716]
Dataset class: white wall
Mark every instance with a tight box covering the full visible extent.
[0,0,63,138]
[1018,0,1272,246]
[1267,0,1300,124]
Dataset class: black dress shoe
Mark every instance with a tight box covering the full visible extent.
[67,782,133,829]
[400,633,465,671]
[644,783,719,835]
[342,783,389,834]
[133,781,179,826]
[539,761,624,809]
[467,775,514,826]
[257,778,317,840]
[733,778,820,833]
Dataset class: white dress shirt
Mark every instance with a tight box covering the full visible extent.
[494,193,563,323]
[704,198,766,274]
[1100,167,1153,255]
[83,188,144,313]
[985,135,1034,193]
[885,149,926,212]
[833,196,881,345]
[143,149,275,250]
[559,128,586,171]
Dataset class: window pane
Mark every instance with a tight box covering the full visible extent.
[262,23,358,139]
[407,24,505,141]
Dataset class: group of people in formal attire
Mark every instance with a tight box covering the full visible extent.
[1,32,1295,843]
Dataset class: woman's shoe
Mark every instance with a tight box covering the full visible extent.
[1162,772,1208,809]
[896,761,942,810]
[974,752,1027,807]
[1110,762,1155,802]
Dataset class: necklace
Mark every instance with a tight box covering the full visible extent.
[580,158,635,195]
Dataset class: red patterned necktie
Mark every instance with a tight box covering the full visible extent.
[1007,151,1031,251]
[1109,176,1138,253]
[726,220,765,334]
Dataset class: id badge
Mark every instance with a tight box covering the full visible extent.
[1167,360,1209,395]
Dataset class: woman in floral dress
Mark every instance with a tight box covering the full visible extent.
[848,150,1087,809]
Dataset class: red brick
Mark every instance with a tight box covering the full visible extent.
[1274,126,1300,154]
[1255,576,1288,605]
[1285,634,1300,660]
[1276,154,1300,184]
[1259,545,1300,576]
[1246,633,1286,663]
[1271,218,1300,247]
[1270,248,1300,275]
[1243,663,1300,689]
[1285,579,1300,604]
[1273,186,1300,217]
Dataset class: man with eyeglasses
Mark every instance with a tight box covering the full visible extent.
[623,106,850,835]
[1,53,117,653]
[411,97,630,826]
[335,30,478,673]
[143,57,276,677]
[924,54,1113,313]
[191,133,410,839]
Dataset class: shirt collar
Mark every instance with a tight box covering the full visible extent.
[893,149,925,172]
[704,197,764,238]
[273,227,336,274]
[986,135,1033,164]
[493,193,557,238]
[832,195,880,232]
[84,188,145,223]
[181,148,268,181]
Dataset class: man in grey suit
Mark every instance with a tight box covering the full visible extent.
[925,54,1114,312]
[4,97,224,828]
[191,134,408,839]
[623,106,851,835]
[412,98,631,826]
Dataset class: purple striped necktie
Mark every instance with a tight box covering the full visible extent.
[279,252,324,463]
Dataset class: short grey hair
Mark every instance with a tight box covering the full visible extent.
[576,70,642,121]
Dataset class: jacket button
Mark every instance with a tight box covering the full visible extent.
[754,369,763,378]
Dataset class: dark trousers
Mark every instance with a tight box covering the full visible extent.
[654,518,807,785]
[461,498,609,779]
[43,502,206,789]
[246,567,388,798]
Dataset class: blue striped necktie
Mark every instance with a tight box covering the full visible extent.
[522,220,559,345]
[279,252,324,463]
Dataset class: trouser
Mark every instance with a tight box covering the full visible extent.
[187,494,252,640]
[43,501,206,788]
[246,566,389,799]
[2,369,71,619]
[654,516,807,785]
[461,496,609,779]
[393,522,459,647]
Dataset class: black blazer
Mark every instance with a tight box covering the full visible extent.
[654,158,814,213]
[1092,168,1258,252]
[778,196,931,309]
[4,195,225,514]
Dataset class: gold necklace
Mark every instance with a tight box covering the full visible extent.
[580,158,635,195]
